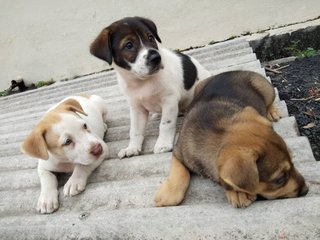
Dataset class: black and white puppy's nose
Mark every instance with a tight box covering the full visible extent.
[147,49,161,65]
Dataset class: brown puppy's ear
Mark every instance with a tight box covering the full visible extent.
[21,127,49,160]
[218,147,259,194]
[90,28,113,64]
[138,17,162,43]
[59,99,88,116]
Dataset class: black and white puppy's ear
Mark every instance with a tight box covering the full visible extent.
[90,28,113,65]
[137,17,162,43]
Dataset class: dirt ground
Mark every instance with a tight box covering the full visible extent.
[267,55,320,161]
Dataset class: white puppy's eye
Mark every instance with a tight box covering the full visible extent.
[64,138,72,146]
[83,123,87,130]
[125,41,133,50]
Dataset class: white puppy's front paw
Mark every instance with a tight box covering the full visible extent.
[118,147,140,159]
[37,190,59,214]
[154,139,173,154]
[63,177,87,197]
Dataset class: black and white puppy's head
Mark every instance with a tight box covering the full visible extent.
[90,17,163,79]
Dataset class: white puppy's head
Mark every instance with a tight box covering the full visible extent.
[21,99,107,165]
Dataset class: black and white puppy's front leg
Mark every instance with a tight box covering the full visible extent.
[154,97,179,154]
[118,105,149,159]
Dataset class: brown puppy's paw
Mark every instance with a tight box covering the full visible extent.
[267,104,281,122]
[154,180,185,207]
[225,190,256,208]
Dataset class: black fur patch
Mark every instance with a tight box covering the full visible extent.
[175,51,198,90]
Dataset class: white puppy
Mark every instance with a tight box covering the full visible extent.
[21,95,108,214]
[90,17,210,159]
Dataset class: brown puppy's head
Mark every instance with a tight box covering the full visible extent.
[90,17,162,79]
[218,108,308,204]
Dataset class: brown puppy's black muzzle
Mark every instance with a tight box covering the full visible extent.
[147,49,161,66]
[298,184,309,197]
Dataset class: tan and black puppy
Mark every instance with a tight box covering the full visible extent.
[154,70,308,208]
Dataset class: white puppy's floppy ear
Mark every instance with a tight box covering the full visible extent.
[21,127,49,160]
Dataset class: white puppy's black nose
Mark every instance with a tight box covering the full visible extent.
[147,49,161,65]
[90,143,103,157]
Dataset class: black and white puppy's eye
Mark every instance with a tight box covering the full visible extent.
[125,41,133,50]
[64,138,72,146]
[148,35,154,42]
[83,123,87,130]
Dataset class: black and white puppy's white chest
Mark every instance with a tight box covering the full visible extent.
[90,16,210,158]
[115,47,201,113]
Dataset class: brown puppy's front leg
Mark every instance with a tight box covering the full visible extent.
[225,190,257,208]
[154,155,190,207]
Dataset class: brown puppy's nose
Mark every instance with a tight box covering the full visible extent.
[298,184,309,197]
[90,143,103,157]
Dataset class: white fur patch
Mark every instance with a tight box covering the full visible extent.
[128,47,152,78]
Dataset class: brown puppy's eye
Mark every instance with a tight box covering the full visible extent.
[274,173,288,185]
[125,42,133,50]
[64,139,72,146]
[83,123,87,129]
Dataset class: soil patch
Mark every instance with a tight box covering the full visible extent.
[267,55,320,161]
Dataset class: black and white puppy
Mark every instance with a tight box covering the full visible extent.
[90,17,210,159]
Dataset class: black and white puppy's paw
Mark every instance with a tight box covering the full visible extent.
[118,147,141,159]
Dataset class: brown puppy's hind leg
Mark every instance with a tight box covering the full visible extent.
[248,72,281,121]
[267,104,281,121]
[154,155,190,207]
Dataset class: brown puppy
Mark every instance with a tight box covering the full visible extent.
[154,71,308,208]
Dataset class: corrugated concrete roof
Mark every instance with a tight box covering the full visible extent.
[0,37,319,239]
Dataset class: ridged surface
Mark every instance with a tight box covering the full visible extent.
[0,37,319,239]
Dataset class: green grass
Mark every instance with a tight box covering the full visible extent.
[285,41,319,58]
[35,79,55,88]
[0,90,9,97]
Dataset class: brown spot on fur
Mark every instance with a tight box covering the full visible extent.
[54,98,87,116]
[21,112,61,160]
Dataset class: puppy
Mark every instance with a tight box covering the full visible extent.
[154,71,309,208]
[21,95,109,214]
[90,16,210,159]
